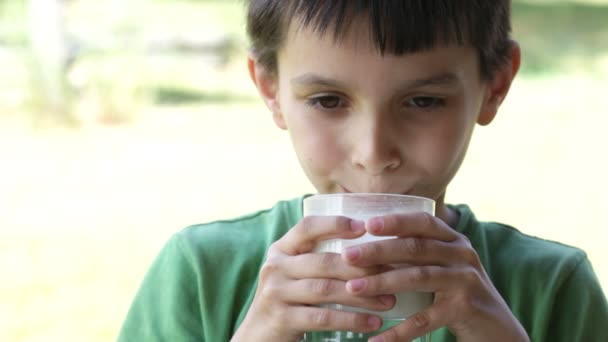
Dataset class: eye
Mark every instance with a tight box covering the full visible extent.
[306,95,345,110]
[406,96,445,109]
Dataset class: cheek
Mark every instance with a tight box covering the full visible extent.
[411,114,474,185]
[291,128,345,193]
[281,104,345,179]
[294,125,344,170]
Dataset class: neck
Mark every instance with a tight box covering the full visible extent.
[434,192,460,229]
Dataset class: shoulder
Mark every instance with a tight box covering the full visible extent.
[453,204,608,341]
[171,197,303,259]
[451,204,588,283]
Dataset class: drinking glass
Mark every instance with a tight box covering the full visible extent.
[302,193,435,342]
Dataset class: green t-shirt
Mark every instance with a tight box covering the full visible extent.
[118,197,608,341]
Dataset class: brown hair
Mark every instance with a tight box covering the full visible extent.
[246,0,513,80]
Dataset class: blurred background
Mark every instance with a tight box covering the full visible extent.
[0,0,606,341]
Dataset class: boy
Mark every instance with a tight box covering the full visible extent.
[118,1,608,341]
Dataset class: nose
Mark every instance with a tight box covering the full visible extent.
[350,115,402,175]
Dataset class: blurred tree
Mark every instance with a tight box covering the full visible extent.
[28,0,73,124]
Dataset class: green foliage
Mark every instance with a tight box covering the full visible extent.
[2,0,608,128]
[150,85,256,106]
[0,0,27,45]
[513,1,608,75]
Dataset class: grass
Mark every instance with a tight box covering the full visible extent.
[1,1,607,341]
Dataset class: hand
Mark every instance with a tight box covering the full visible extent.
[231,216,396,342]
[342,212,530,342]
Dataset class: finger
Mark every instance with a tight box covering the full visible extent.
[286,252,390,280]
[275,216,366,256]
[287,306,384,334]
[368,302,450,342]
[342,237,471,267]
[286,278,396,311]
[366,211,458,242]
[346,265,449,296]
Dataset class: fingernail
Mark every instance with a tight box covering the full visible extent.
[344,246,361,262]
[368,316,382,329]
[379,295,395,307]
[369,335,385,342]
[350,219,365,233]
[367,217,384,234]
[347,278,366,293]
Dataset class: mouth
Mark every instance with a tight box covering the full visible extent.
[338,185,412,196]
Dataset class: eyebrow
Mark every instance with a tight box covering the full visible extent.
[405,72,460,88]
[290,72,460,90]
[291,73,349,89]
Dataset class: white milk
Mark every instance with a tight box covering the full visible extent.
[314,234,433,319]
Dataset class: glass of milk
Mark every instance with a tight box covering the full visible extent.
[302,193,435,342]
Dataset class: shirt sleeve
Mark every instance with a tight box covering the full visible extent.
[117,233,204,342]
[544,257,608,342]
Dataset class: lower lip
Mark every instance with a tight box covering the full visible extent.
[339,186,412,196]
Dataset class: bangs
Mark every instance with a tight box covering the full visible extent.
[292,1,507,56]
[247,0,512,79]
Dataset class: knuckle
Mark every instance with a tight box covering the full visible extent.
[463,249,482,268]
[452,290,480,316]
[258,281,282,302]
[366,240,384,258]
[316,252,336,269]
[267,242,281,257]
[292,217,322,254]
[462,266,482,286]
[347,313,361,330]
[402,237,425,256]
[411,310,431,328]
[270,303,287,319]
[311,310,332,328]
[364,275,381,293]
[310,279,335,296]
[356,265,379,278]
[410,266,432,283]
[299,216,316,236]
[296,240,315,255]
[383,323,401,341]
[266,313,283,332]
[460,233,472,246]
[420,211,434,228]
[334,216,351,232]
[454,295,474,316]
[259,258,281,282]
[261,305,288,334]
[383,214,398,229]
[290,217,316,254]
[349,313,371,331]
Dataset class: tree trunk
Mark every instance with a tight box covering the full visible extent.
[28,0,71,124]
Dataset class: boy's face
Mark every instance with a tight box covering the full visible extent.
[250,20,516,206]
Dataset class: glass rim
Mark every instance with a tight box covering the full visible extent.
[306,192,435,204]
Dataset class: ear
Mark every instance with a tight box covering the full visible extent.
[478,41,521,126]
[247,53,287,130]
